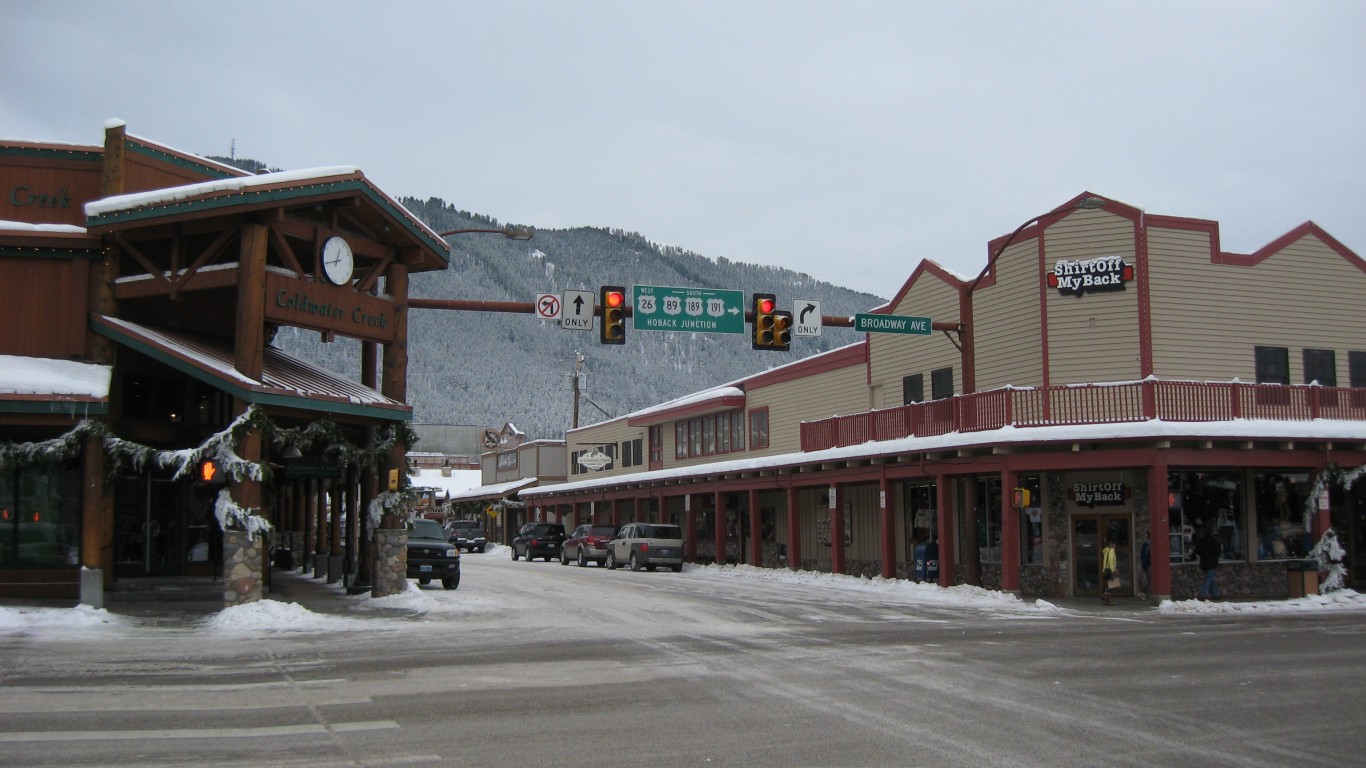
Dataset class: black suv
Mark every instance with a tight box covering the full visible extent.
[512,522,566,562]
[446,519,488,553]
[406,518,461,589]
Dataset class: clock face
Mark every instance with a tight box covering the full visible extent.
[321,236,354,285]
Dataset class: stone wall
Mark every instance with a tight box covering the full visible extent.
[223,531,262,607]
[371,528,408,597]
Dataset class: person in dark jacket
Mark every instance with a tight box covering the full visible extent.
[1195,526,1222,601]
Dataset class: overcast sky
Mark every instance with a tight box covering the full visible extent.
[5,1,1363,298]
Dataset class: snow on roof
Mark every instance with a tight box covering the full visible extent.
[84,166,363,217]
[409,468,483,497]
[0,355,111,397]
[525,416,1366,498]
[0,221,88,235]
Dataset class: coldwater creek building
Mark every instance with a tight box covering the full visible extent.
[522,194,1366,602]
[1,122,445,604]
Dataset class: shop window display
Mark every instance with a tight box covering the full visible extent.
[0,461,82,567]
[1254,471,1311,560]
[974,476,1003,564]
[1168,470,1242,562]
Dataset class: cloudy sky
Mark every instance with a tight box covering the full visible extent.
[4,1,1363,297]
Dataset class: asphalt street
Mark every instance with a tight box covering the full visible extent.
[1,552,1363,768]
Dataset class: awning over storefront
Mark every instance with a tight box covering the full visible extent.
[0,354,111,416]
[91,314,410,421]
[448,477,541,505]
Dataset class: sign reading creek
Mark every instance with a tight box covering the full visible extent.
[631,285,745,334]
[853,313,932,335]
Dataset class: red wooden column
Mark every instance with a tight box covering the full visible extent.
[683,494,697,562]
[713,489,727,564]
[879,474,896,579]
[1000,469,1021,594]
[830,484,845,576]
[748,489,763,566]
[786,484,801,570]
[936,474,955,587]
[1148,461,1171,602]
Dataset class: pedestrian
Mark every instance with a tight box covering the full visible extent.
[1101,537,1118,606]
[1195,526,1222,601]
[1138,534,1151,600]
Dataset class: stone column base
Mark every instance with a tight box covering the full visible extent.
[328,554,344,584]
[80,567,104,610]
[224,531,264,607]
[371,528,408,597]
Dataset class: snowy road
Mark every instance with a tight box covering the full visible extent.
[2,548,1365,767]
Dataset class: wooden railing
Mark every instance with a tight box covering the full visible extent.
[800,380,1366,452]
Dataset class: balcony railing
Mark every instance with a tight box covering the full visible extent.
[800,379,1366,452]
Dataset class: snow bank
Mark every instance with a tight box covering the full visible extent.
[0,603,127,631]
[1157,588,1366,615]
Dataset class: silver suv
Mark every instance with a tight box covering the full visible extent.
[605,523,685,572]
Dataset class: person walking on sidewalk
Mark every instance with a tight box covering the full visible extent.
[1195,526,1222,601]
[1101,538,1118,606]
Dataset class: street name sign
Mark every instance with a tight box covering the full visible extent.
[560,289,596,331]
[794,299,822,337]
[853,313,932,335]
[631,285,745,334]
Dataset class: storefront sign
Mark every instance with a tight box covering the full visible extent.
[497,451,519,471]
[279,459,342,479]
[1068,481,1130,508]
[1047,256,1134,297]
[9,185,73,209]
[265,272,396,344]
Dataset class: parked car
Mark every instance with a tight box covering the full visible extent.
[605,523,685,572]
[445,519,488,553]
[512,522,567,562]
[406,518,461,589]
[559,524,619,567]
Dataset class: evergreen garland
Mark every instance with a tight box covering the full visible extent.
[0,406,417,491]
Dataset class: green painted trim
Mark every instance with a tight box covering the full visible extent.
[0,400,108,416]
[0,145,102,163]
[126,140,238,180]
[85,178,449,265]
[91,321,412,423]
[0,248,100,260]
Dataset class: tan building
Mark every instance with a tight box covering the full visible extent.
[525,193,1366,602]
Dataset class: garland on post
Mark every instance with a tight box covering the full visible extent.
[0,407,420,526]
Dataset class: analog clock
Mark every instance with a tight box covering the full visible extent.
[321,236,354,285]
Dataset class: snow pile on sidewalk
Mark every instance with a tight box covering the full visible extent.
[0,603,126,631]
[1158,588,1366,615]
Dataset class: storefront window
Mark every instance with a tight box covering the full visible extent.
[1019,474,1043,565]
[1254,471,1311,560]
[0,462,82,567]
[976,476,1003,564]
[1168,470,1242,563]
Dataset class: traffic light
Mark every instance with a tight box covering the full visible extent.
[752,293,790,351]
[599,285,626,345]
[772,309,792,351]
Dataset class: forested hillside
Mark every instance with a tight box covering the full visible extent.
[272,197,888,439]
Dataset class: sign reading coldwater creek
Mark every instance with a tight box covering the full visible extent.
[853,313,932,335]
[1047,255,1134,297]
[631,285,745,334]
[265,273,397,344]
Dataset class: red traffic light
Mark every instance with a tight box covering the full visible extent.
[757,297,775,314]
[604,290,625,308]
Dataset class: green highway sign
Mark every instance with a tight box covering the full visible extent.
[631,285,745,334]
[853,313,933,335]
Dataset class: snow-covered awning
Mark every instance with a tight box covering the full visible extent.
[447,477,540,504]
[0,354,111,416]
[91,315,411,422]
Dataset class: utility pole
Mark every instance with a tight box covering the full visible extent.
[571,351,584,429]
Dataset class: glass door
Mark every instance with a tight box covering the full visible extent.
[1072,515,1132,597]
[114,471,184,577]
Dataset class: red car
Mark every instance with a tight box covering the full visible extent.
[559,524,619,567]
